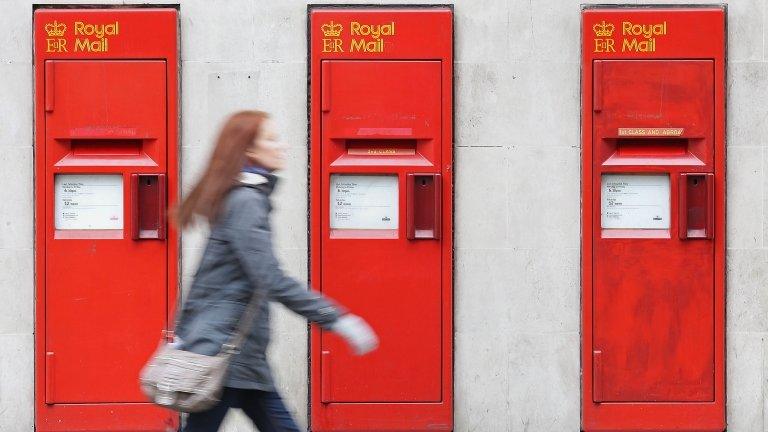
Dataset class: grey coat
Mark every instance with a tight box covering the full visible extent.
[175,172,342,391]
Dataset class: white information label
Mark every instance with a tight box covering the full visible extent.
[601,174,670,229]
[55,174,124,230]
[330,175,398,230]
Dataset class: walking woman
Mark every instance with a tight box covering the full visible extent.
[173,111,378,431]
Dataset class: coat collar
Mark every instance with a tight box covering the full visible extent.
[238,171,278,195]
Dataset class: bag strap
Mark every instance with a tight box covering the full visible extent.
[219,285,265,356]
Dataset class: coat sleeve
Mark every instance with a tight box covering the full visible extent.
[226,190,344,328]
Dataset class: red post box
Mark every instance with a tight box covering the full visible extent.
[34,9,179,431]
[309,7,453,431]
[581,7,726,431]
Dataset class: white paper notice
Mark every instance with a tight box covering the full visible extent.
[601,174,670,229]
[55,174,124,230]
[330,175,398,230]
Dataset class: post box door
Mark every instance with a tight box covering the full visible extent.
[320,60,442,402]
[592,60,715,402]
[44,60,167,403]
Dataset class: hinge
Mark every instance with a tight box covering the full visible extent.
[321,61,331,112]
[45,352,55,404]
[593,349,603,403]
[593,60,603,112]
[321,350,331,403]
[162,329,175,342]
[45,61,55,112]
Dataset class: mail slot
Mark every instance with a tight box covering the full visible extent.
[582,6,725,431]
[310,6,453,431]
[34,8,179,431]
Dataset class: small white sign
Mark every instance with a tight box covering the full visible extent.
[601,174,670,229]
[55,174,124,230]
[330,175,398,230]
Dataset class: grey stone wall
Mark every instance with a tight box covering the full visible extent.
[0,1,765,431]
[0,1,35,430]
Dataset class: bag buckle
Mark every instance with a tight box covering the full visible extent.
[222,343,240,355]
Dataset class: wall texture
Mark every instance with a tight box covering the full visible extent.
[0,1,765,431]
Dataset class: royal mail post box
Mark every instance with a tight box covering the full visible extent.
[309,7,453,431]
[582,7,725,431]
[34,9,178,431]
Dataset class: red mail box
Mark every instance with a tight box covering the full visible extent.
[34,9,179,431]
[309,7,453,431]
[582,7,726,431]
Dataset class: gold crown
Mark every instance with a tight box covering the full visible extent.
[45,20,67,37]
[593,20,615,37]
[321,21,342,37]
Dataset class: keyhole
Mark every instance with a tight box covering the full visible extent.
[146,178,153,186]
[692,178,699,186]
[421,179,427,186]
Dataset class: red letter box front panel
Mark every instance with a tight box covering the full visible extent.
[310,8,453,431]
[593,60,715,403]
[35,9,178,431]
[45,60,168,404]
[320,60,442,403]
[582,8,725,431]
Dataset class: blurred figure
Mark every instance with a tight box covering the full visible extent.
[173,111,378,432]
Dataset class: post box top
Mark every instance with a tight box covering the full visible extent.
[582,7,725,60]
[35,8,178,60]
[310,7,453,60]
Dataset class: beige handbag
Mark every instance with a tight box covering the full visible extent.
[139,289,263,413]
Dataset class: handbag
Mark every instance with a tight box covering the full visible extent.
[139,287,263,413]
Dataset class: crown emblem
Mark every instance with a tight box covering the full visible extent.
[45,20,67,37]
[321,21,343,37]
[593,20,615,37]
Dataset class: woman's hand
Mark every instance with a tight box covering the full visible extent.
[330,314,379,355]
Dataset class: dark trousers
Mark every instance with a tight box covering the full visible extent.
[182,387,301,432]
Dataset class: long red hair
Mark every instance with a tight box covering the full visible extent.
[175,110,269,228]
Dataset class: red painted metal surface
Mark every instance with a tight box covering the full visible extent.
[679,173,714,240]
[406,173,442,240]
[132,174,167,240]
[34,9,179,431]
[309,7,453,431]
[582,7,725,431]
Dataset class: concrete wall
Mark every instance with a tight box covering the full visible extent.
[0,0,766,431]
